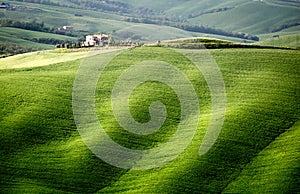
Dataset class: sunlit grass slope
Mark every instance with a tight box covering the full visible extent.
[0,47,299,193]
[256,34,300,49]
[98,48,300,193]
[224,120,300,193]
[0,50,127,193]
[0,47,124,69]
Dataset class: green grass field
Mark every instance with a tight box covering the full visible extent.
[117,0,300,35]
[0,47,299,193]
[188,1,300,35]
[256,34,300,49]
[0,27,78,50]
[0,27,77,42]
[0,28,51,50]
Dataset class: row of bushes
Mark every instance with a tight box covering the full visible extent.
[158,42,294,50]
[271,22,300,33]
[55,42,90,49]
[27,37,72,45]
[55,41,143,49]
[0,19,75,37]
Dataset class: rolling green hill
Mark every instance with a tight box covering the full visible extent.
[0,47,299,193]
[0,27,77,49]
[187,1,300,35]
[256,34,300,49]
[0,0,300,192]
[2,0,299,43]
[224,120,300,193]
[115,0,300,35]
[0,26,80,57]
[1,1,220,44]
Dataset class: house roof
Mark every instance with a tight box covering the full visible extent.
[1,2,10,6]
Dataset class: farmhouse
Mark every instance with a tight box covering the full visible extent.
[63,26,73,31]
[84,34,109,46]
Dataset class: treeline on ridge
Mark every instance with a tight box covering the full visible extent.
[0,19,75,37]
[271,22,300,32]
[125,18,260,41]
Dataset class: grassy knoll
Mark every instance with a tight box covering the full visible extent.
[0,47,299,193]
[224,120,300,193]
[98,48,300,193]
[0,47,125,69]
[0,49,86,69]
[256,34,300,49]
[0,50,127,193]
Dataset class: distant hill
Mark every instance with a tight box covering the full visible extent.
[115,0,300,35]
[3,0,299,36]
[1,0,299,53]
[256,34,300,49]
[0,27,77,57]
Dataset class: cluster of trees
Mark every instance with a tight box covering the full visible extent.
[0,19,47,31]
[175,23,259,41]
[0,19,74,37]
[0,42,37,58]
[56,42,85,49]
[28,37,72,45]
[55,40,142,49]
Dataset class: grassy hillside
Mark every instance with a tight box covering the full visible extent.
[256,34,300,49]
[2,0,299,41]
[187,1,300,34]
[114,0,185,11]
[3,0,125,32]
[224,120,300,193]
[0,47,124,69]
[116,0,246,13]
[116,0,300,35]
[1,1,202,43]
[0,27,77,42]
[0,27,77,49]
[0,47,299,193]
[113,23,196,41]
